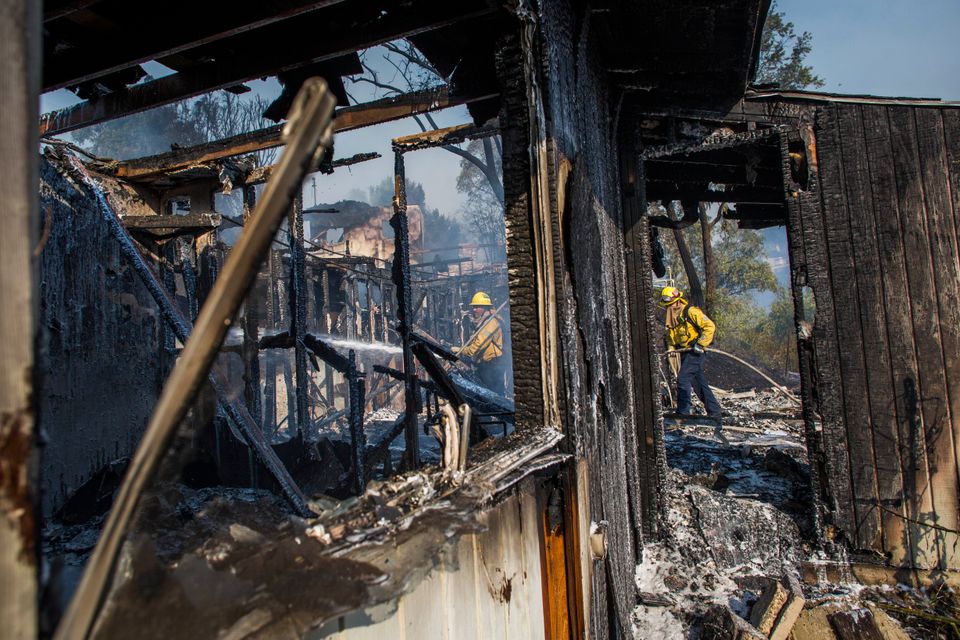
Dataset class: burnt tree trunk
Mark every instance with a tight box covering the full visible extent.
[699,203,719,314]
[672,227,704,309]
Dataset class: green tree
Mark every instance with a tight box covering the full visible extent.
[756,1,825,89]
[661,215,793,373]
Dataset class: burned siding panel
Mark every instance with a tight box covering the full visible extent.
[835,105,910,562]
[860,104,932,566]
[804,102,960,569]
[38,157,163,516]
[815,104,882,551]
[496,35,544,432]
[536,1,647,636]
[887,106,955,569]
[912,108,960,567]
[944,111,960,254]
[782,124,859,543]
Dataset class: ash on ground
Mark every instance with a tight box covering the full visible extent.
[633,387,943,639]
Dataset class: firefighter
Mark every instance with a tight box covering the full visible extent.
[660,286,722,424]
[456,291,506,395]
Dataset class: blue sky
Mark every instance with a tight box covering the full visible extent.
[776,0,960,100]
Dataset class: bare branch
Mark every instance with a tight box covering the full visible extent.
[383,41,442,80]
[447,142,504,205]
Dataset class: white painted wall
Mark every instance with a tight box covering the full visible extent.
[313,489,547,639]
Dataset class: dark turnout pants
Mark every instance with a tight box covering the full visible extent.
[676,351,722,419]
[476,357,506,397]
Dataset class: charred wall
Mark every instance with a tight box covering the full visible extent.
[787,102,960,571]
[526,1,653,636]
[37,156,163,516]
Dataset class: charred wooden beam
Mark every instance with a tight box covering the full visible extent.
[644,159,782,186]
[645,183,784,204]
[412,339,465,407]
[39,1,495,135]
[246,151,381,185]
[43,0,349,91]
[391,149,420,469]
[392,122,500,152]
[241,186,262,425]
[96,87,491,179]
[288,194,309,437]
[347,350,366,494]
[258,330,350,373]
[727,203,786,229]
[43,0,100,22]
[121,212,221,237]
[641,126,785,160]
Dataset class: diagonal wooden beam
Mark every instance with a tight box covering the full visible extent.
[43,0,101,22]
[39,0,495,136]
[109,87,497,180]
[43,0,349,91]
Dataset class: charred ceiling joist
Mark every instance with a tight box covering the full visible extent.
[39,0,499,136]
[641,124,789,228]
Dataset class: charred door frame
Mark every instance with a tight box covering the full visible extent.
[619,121,667,538]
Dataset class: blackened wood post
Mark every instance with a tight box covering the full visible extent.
[242,185,262,425]
[321,268,335,405]
[367,276,375,342]
[263,250,278,436]
[620,122,665,538]
[347,350,366,493]
[780,128,828,544]
[0,0,40,636]
[391,149,421,469]
[288,192,309,437]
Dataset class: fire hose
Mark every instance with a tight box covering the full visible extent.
[664,346,801,406]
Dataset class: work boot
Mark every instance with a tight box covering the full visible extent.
[713,423,729,445]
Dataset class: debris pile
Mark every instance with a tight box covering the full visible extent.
[634,387,933,639]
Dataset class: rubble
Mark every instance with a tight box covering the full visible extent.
[632,386,924,639]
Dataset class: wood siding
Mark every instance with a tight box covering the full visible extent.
[791,102,960,570]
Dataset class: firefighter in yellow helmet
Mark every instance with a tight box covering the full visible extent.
[456,291,506,395]
[660,286,722,424]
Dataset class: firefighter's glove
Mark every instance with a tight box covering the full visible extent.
[691,343,705,356]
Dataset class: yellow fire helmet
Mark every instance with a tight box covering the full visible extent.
[470,291,493,307]
[659,286,684,307]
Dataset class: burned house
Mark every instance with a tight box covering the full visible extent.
[2,0,960,638]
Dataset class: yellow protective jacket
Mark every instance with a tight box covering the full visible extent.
[665,303,716,350]
[460,313,504,362]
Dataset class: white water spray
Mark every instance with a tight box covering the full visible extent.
[315,335,403,356]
